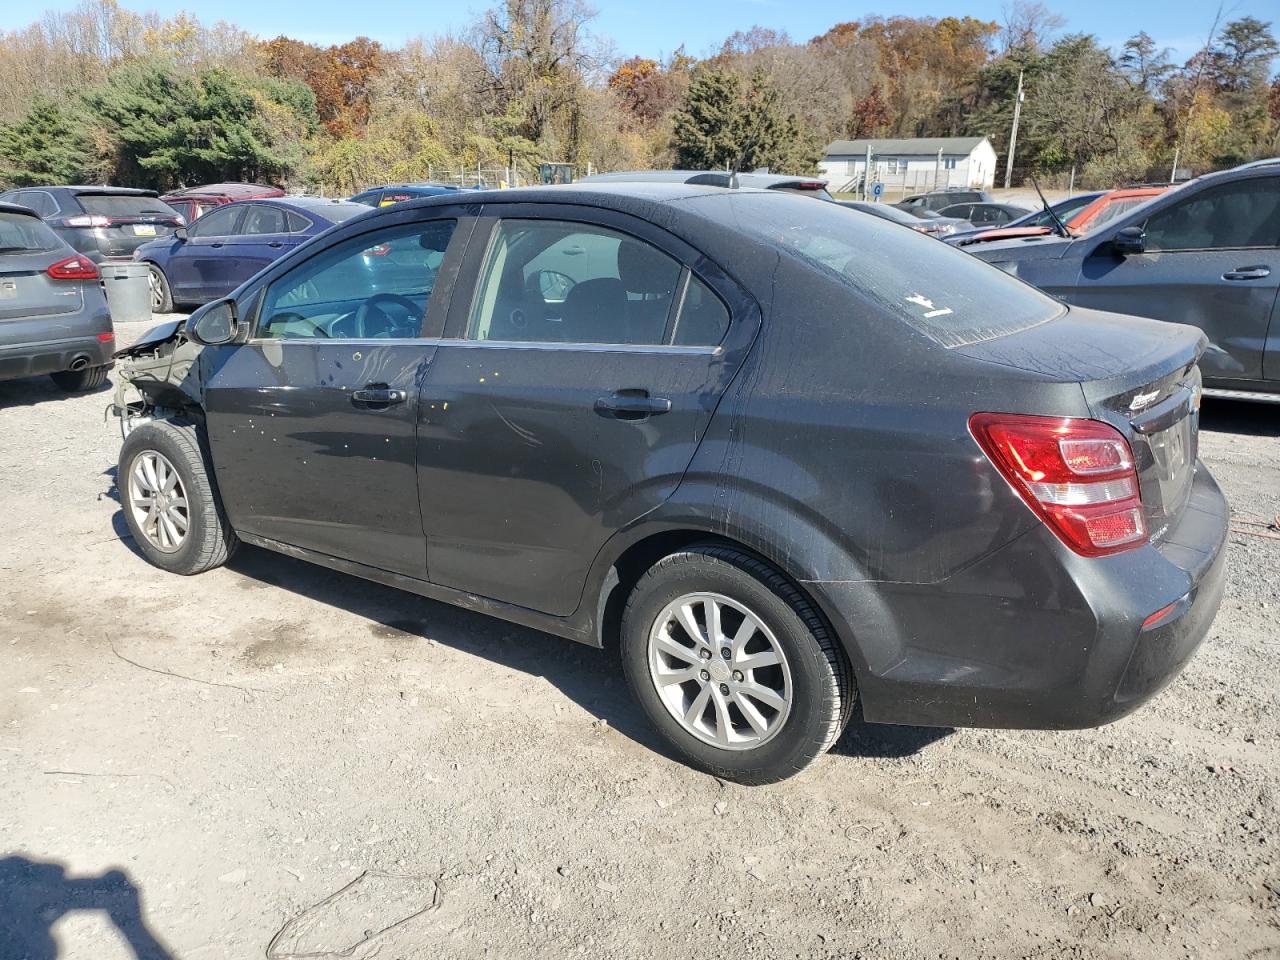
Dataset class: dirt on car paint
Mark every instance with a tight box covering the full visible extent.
[0,315,1277,960]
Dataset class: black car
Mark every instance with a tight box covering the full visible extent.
[936,201,1032,226]
[111,184,1227,783]
[897,188,994,214]
[581,170,833,199]
[837,200,936,233]
[968,160,1280,401]
[0,186,183,262]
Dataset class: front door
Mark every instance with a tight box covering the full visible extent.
[416,210,759,616]
[168,204,246,304]
[1072,176,1280,382]
[203,216,467,577]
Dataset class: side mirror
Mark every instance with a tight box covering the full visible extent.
[174,227,188,241]
[188,299,237,346]
[1112,225,1145,256]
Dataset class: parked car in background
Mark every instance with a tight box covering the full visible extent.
[350,183,480,207]
[897,188,994,214]
[112,184,1225,783]
[0,202,114,392]
[580,170,833,199]
[161,183,285,225]
[949,187,1169,248]
[837,200,936,233]
[134,197,368,312]
[0,186,182,263]
[894,206,971,236]
[935,201,1032,227]
[946,192,1105,245]
[969,160,1280,401]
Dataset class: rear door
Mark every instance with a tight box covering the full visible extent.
[203,213,470,577]
[1072,175,1280,382]
[167,204,247,304]
[223,203,298,289]
[416,205,760,616]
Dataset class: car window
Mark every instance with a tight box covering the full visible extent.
[671,274,730,346]
[1142,179,1280,251]
[351,190,381,207]
[189,205,244,238]
[0,211,61,253]
[467,220,686,346]
[76,194,175,218]
[257,220,457,340]
[13,190,57,218]
[239,204,287,235]
[286,211,312,233]
[722,191,1063,348]
[1086,197,1149,231]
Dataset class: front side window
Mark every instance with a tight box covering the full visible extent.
[467,219,729,347]
[1143,179,1280,251]
[189,205,243,238]
[257,220,457,340]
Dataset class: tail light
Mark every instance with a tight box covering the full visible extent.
[970,413,1147,557]
[60,215,112,228]
[47,255,99,280]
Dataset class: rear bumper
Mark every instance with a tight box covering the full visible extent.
[0,333,115,380]
[816,462,1228,729]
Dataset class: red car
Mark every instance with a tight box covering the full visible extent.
[952,187,1170,247]
[160,183,284,225]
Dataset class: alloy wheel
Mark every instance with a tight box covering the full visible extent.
[128,450,189,553]
[647,592,793,750]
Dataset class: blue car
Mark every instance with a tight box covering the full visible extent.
[349,183,481,207]
[134,197,369,312]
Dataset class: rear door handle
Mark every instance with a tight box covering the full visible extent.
[594,389,671,421]
[1222,265,1271,281]
[351,387,407,406]
[210,242,224,248]
[267,241,284,248]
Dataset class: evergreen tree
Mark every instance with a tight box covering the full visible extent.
[671,66,742,169]
[0,97,94,186]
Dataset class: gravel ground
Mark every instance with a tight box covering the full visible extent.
[1,315,1277,960]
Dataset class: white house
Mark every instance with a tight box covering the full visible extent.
[820,136,998,195]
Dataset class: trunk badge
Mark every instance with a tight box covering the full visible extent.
[1129,389,1160,412]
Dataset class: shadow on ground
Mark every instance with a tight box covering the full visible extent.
[0,374,113,409]
[221,543,952,769]
[0,855,174,960]
[1200,397,1280,438]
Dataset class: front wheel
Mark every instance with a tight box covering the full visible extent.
[148,263,173,314]
[118,420,237,575]
[620,544,855,784]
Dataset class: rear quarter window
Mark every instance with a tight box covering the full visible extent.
[719,192,1064,348]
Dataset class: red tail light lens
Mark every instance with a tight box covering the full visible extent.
[970,413,1147,557]
[46,255,99,280]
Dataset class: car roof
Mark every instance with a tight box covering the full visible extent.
[255,196,373,218]
[579,170,828,190]
[361,183,470,192]
[163,183,283,200]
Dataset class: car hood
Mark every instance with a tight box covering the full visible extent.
[966,234,1077,264]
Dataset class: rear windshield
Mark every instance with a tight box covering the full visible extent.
[716,192,1064,348]
[77,194,178,218]
[0,211,61,253]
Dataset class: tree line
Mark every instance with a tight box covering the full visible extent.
[0,0,1276,194]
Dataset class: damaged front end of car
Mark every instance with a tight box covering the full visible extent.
[110,319,208,439]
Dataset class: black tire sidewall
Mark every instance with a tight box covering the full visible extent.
[621,550,842,783]
[50,366,106,392]
[119,422,219,574]
[149,264,173,313]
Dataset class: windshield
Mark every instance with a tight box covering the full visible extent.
[0,211,61,253]
[78,194,179,219]
[714,192,1065,348]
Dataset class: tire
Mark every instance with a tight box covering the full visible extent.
[148,263,173,314]
[620,544,855,784]
[118,419,238,575]
[50,365,107,392]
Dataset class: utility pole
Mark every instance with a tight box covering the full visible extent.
[934,146,943,190]
[1004,70,1024,189]
[864,143,873,200]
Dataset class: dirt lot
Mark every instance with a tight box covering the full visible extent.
[2,315,1277,960]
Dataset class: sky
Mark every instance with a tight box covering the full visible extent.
[2,0,1276,65]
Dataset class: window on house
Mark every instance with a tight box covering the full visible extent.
[943,158,957,170]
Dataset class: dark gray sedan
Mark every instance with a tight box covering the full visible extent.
[0,202,114,392]
[110,184,1226,783]
[968,160,1280,401]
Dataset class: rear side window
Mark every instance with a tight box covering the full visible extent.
[286,211,312,233]
[77,194,176,218]
[1142,179,1280,250]
[240,205,287,235]
[189,205,243,238]
[672,275,729,346]
[720,192,1063,348]
[0,212,61,253]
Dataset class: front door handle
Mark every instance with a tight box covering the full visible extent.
[1222,265,1271,281]
[594,389,672,421]
[351,386,407,406]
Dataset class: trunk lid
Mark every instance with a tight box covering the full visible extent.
[0,251,84,324]
[956,306,1205,541]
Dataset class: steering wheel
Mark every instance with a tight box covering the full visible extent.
[352,293,421,338]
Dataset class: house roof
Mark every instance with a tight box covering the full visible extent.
[824,137,990,158]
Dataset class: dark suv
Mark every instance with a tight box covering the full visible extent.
[968,160,1280,401]
[898,188,994,214]
[111,184,1227,783]
[0,186,182,262]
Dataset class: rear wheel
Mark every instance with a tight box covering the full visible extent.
[50,366,107,392]
[148,263,173,314]
[119,420,237,575]
[620,544,854,784]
